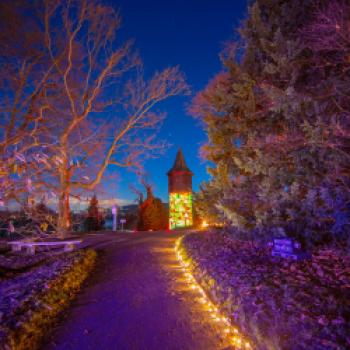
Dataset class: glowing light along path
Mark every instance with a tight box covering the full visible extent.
[175,237,253,350]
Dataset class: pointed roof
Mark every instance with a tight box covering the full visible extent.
[167,149,193,175]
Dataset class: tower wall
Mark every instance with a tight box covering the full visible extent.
[168,171,192,193]
[167,150,193,229]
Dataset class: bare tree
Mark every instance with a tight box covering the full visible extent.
[38,0,188,236]
[0,0,188,238]
[0,1,54,208]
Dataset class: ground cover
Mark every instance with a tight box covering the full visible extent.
[180,231,350,350]
[0,248,96,350]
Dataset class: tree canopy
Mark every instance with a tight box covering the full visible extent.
[192,0,350,247]
[137,183,168,231]
[0,0,188,237]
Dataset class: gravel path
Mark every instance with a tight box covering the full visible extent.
[44,231,229,350]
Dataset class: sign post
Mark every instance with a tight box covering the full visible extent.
[271,238,310,260]
[120,218,126,231]
[112,205,118,232]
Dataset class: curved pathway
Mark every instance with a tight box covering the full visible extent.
[44,231,230,350]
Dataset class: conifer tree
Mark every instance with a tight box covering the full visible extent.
[84,194,104,231]
[192,0,350,246]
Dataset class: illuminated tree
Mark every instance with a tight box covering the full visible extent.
[192,0,350,245]
[301,0,350,182]
[193,184,223,226]
[0,0,188,237]
[137,182,168,231]
[41,0,188,237]
[0,1,53,208]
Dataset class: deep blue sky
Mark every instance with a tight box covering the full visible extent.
[103,0,247,205]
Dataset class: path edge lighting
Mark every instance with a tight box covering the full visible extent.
[174,236,253,350]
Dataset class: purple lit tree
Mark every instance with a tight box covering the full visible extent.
[192,0,350,247]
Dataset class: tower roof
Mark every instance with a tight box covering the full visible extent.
[167,149,193,176]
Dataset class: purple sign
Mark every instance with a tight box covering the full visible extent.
[271,238,310,261]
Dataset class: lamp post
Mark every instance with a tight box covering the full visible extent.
[112,204,118,231]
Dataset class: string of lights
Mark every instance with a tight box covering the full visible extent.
[175,236,253,350]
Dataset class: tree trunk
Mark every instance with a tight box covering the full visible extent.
[57,188,71,238]
[57,150,71,239]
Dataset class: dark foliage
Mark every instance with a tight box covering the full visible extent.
[191,0,350,248]
[137,185,168,231]
[84,195,104,231]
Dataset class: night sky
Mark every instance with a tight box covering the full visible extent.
[102,0,247,206]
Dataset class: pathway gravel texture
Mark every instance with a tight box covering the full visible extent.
[44,231,230,350]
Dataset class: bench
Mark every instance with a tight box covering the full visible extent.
[8,240,82,255]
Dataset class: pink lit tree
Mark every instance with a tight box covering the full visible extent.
[0,0,188,238]
[0,1,54,211]
[40,0,188,237]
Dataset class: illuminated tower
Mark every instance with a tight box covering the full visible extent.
[167,149,193,229]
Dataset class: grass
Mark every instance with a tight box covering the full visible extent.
[7,249,97,350]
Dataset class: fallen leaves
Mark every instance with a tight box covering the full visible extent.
[181,231,350,350]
